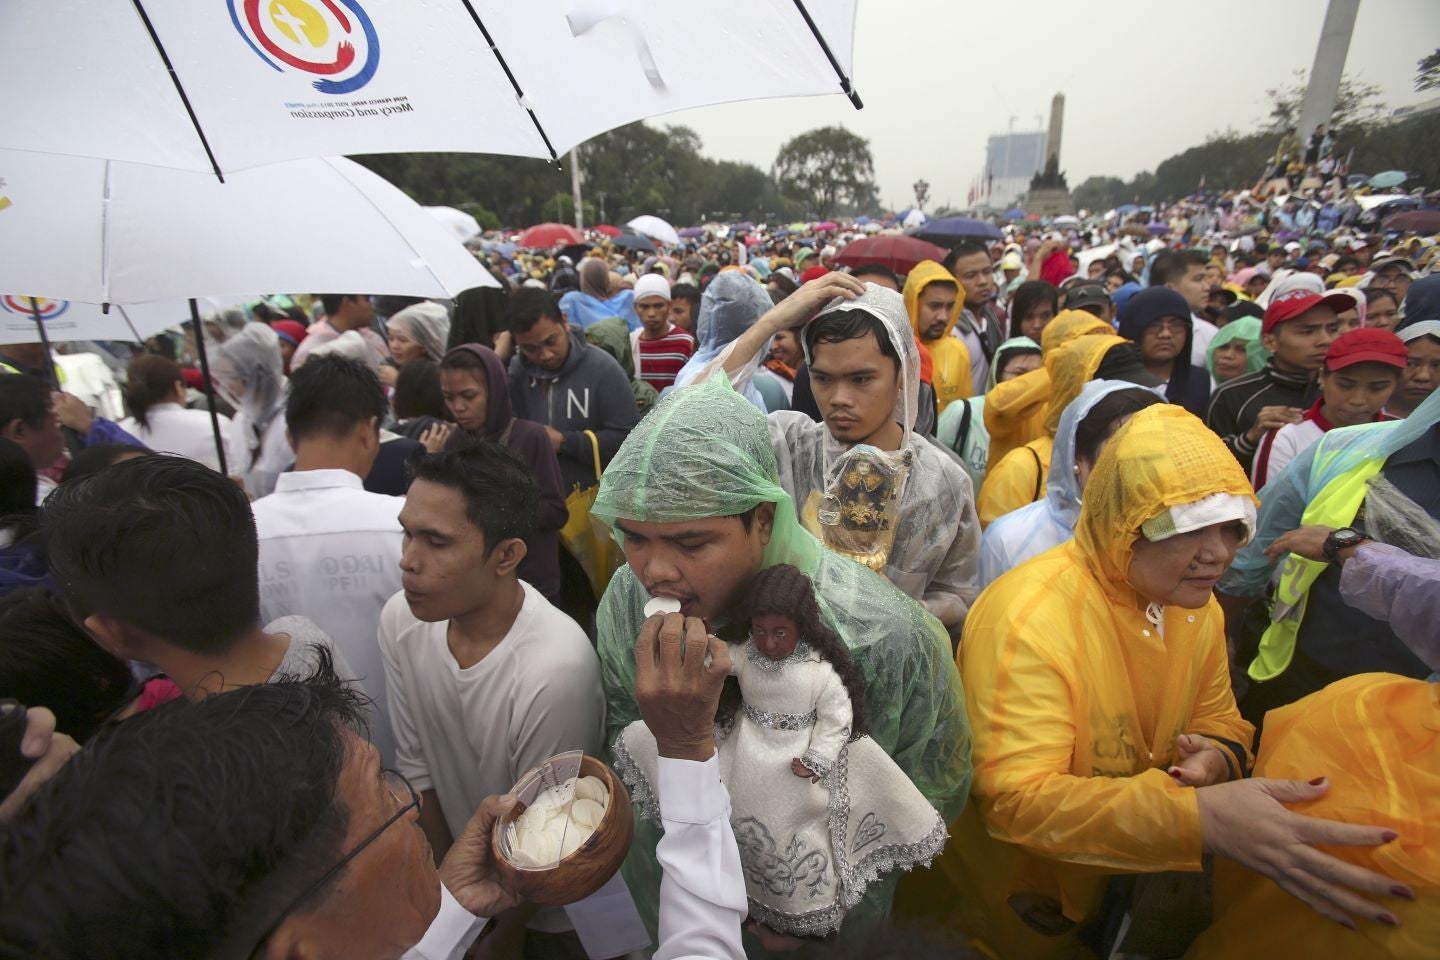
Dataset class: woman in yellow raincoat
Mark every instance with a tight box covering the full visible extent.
[899,405,1412,958]
[912,404,1256,956]
[982,309,1113,469]
[976,332,1128,526]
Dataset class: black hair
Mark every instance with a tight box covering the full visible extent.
[0,375,51,433]
[0,587,134,743]
[670,282,704,313]
[1227,300,1266,323]
[803,309,902,374]
[848,263,899,287]
[318,294,362,318]
[506,287,564,334]
[1009,281,1059,338]
[60,443,148,485]
[123,354,185,430]
[1334,255,1361,274]
[0,437,37,535]
[393,359,447,422]
[1149,249,1209,287]
[408,441,536,553]
[0,656,365,958]
[1073,389,1166,466]
[285,354,386,443]
[44,454,260,654]
[1105,269,1136,285]
[942,240,988,274]
[993,341,1042,379]
[1364,287,1399,310]
[764,274,798,299]
[743,564,867,738]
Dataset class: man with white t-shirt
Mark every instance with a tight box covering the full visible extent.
[251,355,404,764]
[381,442,634,959]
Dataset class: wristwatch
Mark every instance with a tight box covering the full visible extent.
[1321,527,1369,563]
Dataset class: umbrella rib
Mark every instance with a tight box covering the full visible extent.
[457,0,560,165]
[129,0,225,182]
[790,0,862,110]
[326,159,451,297]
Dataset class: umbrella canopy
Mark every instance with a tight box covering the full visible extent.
[814,220,838,231]
[0,295,235,346]
[592,224,622,238]
[0,148,496,305]
[517,222,585,249]
[1114,204,1140,215]
[732,221,756,233]
[1001,208,1025,220]
[1368,171,1408,190]
[832,235,948,275]
[901,209,928,229]
[1382,210,1440,234]
[423,205,481,242]
[1052,214,1080,226]
[609,233,656,253]
[863,222,884,234]
[678,227,706,238]
[1146,222,1170,235]
[627,215,680,246]
[914,215,1002,243]
[1,0,861,176]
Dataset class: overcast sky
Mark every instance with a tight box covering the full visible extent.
[658,0,1439,211]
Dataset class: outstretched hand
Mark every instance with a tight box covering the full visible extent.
[634,613,731,762]
[439,794,524,918]
[1197,776,1413,929]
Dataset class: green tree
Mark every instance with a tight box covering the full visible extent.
[1417,48,1440,92]
[1263,71,1386,133]
[772,126,878,219]
[1072,176,1128,212]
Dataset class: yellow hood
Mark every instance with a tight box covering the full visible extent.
[1042,333,1124,436]
[1075,403,1257,598]
[1040,309,1112,356]
[903,260,962,341]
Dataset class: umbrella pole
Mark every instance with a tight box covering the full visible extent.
[458,0,560,165]
[791,0,863,109]
[128,0,225,182]
[188,299,229,476]
[26,298,62,391]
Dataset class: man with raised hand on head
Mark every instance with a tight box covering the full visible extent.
[592,371,972,949]
[713,272,980,632]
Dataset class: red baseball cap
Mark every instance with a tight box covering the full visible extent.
[1324,328,1408,372]
[1261,288,1356,335]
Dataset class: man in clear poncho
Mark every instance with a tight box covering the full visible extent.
[671,271,775,412]
[898,404,1412,958]
[592,373,972,949]
[212,322,291,498]
[703,273,980,631]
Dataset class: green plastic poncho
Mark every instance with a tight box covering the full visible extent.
[584,316,660,412]
[592,373,972,944]
[1205,316,1269,383]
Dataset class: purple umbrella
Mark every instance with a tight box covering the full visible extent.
[678,226,705,238]
[732,221,755,233]
[1146,222,1169,235]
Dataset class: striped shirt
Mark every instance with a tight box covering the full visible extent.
[635,326,697,391]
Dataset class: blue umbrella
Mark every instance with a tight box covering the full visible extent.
[1368,170,1408,190]
[732,221,755,232]
[1002,208,1025,220]
[1114,204,1140,215]
[609,233,656,252]
[914,216,1003,243]
[855,215,873,224]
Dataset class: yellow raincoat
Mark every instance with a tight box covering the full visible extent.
[1188,674,1440,960]
[977,333,1127,527]
[898,404,1256,959]
[984,311,1113,470]
[904,260,971,412]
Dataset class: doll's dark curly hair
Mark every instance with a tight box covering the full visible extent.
[743,564,867,739]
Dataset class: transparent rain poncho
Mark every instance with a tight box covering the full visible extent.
[212,322,291,496]
[386,301,451,362]
[671,271,774,411]
[979,379,1164,588]
[764,283,980,629]
[1222,383,1440,602]
[591,373,972,942]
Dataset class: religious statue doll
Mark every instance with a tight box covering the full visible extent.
[614,564,945,939]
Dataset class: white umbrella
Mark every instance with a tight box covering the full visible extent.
[627,215,680,247]
[1053,215,1080,227]
[902,210,927,229]
[424,205,482,242]
[0,295,243,347]
[0,149,496,305]
[0,0,860,176]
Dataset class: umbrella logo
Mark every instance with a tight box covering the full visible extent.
[229,0,380,95]
[0,297,69,321]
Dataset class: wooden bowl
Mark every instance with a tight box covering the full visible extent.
[491,753,634,907]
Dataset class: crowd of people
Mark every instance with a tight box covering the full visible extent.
[0,170,1438,960]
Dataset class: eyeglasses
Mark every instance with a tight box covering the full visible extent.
[248,769,419,958]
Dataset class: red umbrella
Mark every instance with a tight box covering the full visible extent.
[593,224,622,238]
[832,235,949,275]
[1383,210,1440,235]
[516,222,584,249]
